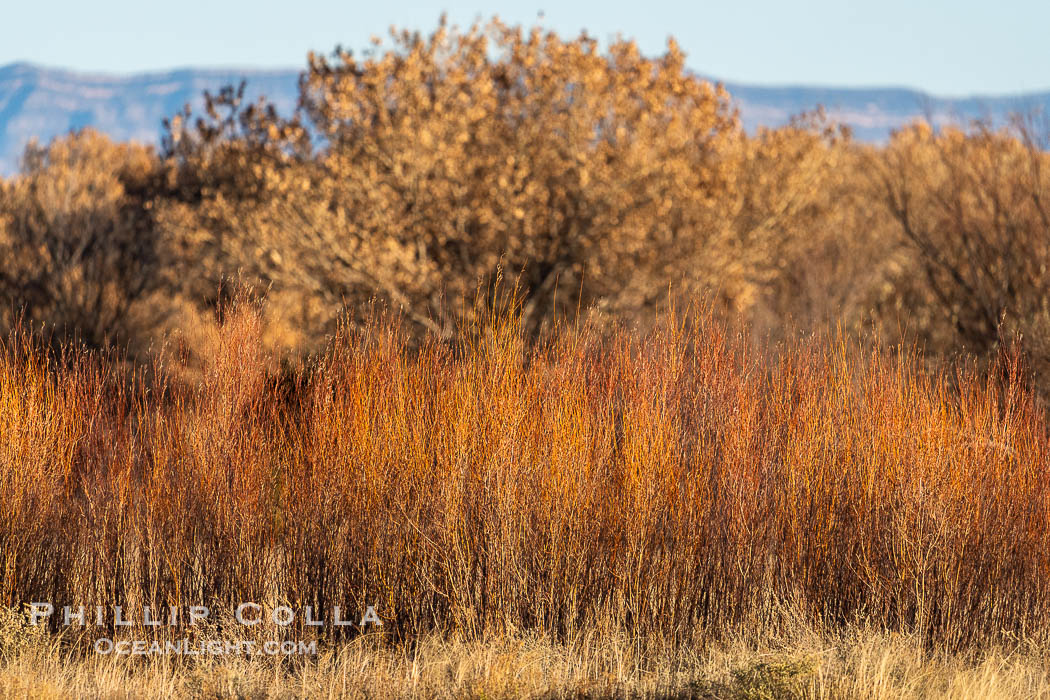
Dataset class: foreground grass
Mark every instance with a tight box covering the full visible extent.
[2,613,1048,699]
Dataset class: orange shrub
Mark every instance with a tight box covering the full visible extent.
[2,304,1048,649]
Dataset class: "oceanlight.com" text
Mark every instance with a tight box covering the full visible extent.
[93,638,319,656]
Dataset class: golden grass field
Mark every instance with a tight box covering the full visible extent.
[3,301,1050,697]
[5,618,1050,698]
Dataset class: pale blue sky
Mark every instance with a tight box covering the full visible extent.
[2,0,1048,96]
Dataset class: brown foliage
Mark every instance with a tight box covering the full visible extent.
[0,17,1047,386]
[0,131,164,350]
[873,121,1050,374]
[161,19,747,343]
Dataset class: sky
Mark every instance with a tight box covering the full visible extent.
[2,0,1048,96]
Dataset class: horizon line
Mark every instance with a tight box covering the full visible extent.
[3,60,1049,103]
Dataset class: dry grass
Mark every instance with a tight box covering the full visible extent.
[2,300,1050,695]
[2,611,1050,698]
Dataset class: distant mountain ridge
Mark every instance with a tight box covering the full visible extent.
[0,62,299,175]
[722,81,1050,141]
[2,61,1048,175]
